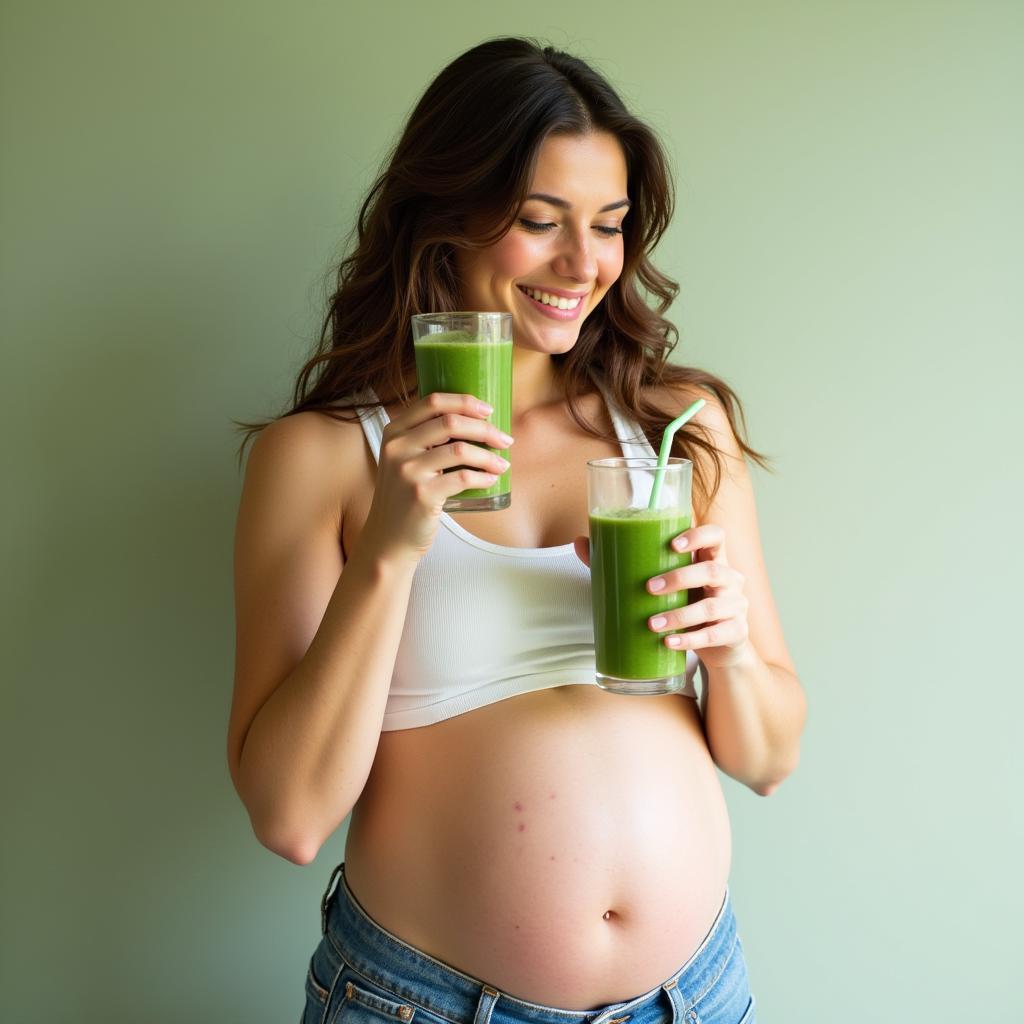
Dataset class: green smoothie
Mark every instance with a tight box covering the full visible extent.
[589,506,693,683]
[414,331,513,501]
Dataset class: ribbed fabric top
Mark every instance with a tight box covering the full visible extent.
[354,370,700,730]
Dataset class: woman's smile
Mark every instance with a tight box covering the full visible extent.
[515,283,589,320]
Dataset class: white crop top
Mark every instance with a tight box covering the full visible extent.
[354,373,700,730]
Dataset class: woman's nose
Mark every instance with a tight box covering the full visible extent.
[552,229,598,282]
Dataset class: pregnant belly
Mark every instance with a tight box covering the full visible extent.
[343,683,732,1011]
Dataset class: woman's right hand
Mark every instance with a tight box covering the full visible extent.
[359,392,514,565]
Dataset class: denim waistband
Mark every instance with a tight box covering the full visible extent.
[321,862,736,1024]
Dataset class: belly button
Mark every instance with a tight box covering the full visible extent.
[602,909,616,921]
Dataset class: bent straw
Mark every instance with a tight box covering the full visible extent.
[648,399,705,510]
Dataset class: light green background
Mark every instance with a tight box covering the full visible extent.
[3,1,1021,1021]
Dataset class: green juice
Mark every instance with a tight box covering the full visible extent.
[589,506,693,685]
[414,331,513,501]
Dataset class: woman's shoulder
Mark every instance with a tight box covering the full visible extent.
[641,378,742,459]
[640,377,751,523]
[248,408,366,466]
[243,410,374,525]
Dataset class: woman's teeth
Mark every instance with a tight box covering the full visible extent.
[518,286,582,310]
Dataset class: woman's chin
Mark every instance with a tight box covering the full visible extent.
[513,323,582,355]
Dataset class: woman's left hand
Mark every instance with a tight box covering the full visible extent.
[645,523,753,670]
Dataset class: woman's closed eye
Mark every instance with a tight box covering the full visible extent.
[518,218,623,237]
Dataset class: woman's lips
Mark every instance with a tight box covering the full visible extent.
[515,285,588,321]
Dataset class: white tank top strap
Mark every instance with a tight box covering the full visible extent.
[351,386,388,464]
[587,370,660,509]
[587,368,657,459]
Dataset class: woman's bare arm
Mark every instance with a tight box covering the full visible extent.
[226,413,417,864]
[681,390,806,793]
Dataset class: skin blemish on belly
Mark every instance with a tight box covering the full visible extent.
[514,801,524,812]
[517,822,526,832]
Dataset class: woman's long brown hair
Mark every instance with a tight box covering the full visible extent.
[233,36,771,513]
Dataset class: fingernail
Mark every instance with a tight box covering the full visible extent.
[477,401,494,414]
[649,578,666,592]
[650,616,667,630]
[674,536,688,551]
[499,433,515,446]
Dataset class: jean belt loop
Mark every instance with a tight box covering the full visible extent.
[321,862,344,935]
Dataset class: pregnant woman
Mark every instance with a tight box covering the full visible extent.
[227,36,806,1024]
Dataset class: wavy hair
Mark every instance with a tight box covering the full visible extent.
[233,36,771,511]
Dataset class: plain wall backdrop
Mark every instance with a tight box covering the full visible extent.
[3,1,1021,1021]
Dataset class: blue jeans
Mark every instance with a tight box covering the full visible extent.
[301,862,756,1024]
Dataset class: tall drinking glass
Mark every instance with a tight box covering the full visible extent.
[587,457,694,695]
[411,312,513,512]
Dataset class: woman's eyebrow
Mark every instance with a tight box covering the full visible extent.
[526,193,631,212]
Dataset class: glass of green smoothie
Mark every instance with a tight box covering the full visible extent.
[587,457,693,695]
[411,312,513,512]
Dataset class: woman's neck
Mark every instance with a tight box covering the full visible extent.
[512,347,562,418]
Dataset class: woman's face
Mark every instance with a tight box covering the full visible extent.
[456,131,630,355]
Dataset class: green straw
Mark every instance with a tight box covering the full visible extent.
[647,399,706,510]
